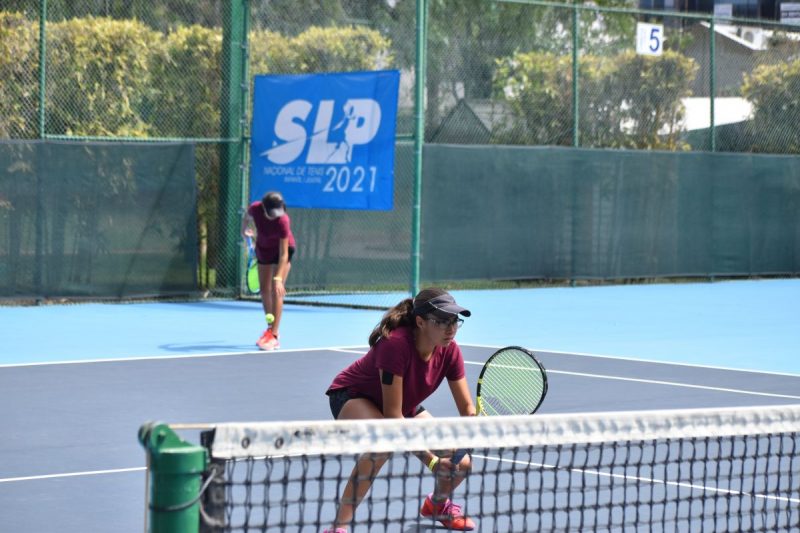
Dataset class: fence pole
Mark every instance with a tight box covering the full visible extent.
[572,4,580,147]
[38,0,47,138]
[411,0,428,297]
[709,16,716,152]
[238,0,251,296]
[35,0,48,295]
[219,0,248,291]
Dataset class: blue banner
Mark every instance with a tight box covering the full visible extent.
[250,70,400,210]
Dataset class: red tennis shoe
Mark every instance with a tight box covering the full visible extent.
[420,493,475,530]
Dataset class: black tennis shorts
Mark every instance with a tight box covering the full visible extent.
[327,388,425,419]
[258,246,295,265]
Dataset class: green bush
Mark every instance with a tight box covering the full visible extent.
[148,24,222,138]
[290,25,393,73]
[250,25,393,76]
[494,49,698,150]
[607,51,698,150]
[742,58,800,153]
[249,28,298,75]
[46,17,160,136]
[0,12,38,138]
[493,51,576,146]
[1,13,394,139]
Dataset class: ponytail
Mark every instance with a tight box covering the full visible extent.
[368,298,415,347]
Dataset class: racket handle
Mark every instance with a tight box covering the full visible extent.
[451,448,468,465]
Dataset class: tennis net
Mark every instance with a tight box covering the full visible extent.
[151,404,800,532]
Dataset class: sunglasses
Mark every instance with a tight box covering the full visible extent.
[426,317,464,330]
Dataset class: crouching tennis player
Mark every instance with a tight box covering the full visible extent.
[323,288,476,532]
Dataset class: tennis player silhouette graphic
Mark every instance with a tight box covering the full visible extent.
[325,102,361,163]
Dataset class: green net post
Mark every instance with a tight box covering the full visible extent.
[139,422,208,533]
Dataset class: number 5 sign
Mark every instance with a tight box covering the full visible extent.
[636,22,664,56]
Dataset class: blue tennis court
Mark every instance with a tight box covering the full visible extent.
[1,279,799,532]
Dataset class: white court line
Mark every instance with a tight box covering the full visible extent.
[0,346,371,368]
[0,467,144,484]
[511,365,800,401]
[476,454,800,505]
[4,343,800,379]
[462,342,800,378]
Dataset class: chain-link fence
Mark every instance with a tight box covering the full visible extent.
[1,1,799,306]
[424,0,800,152]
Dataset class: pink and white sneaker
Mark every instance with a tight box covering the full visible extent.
[256,329,273,349]
[256,329,279,351]
[420,493,475,530]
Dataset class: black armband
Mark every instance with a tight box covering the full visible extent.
[381,371,394,385]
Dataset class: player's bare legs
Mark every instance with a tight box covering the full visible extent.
[270,262,291,337]
[331,399,388,528]
[257,263,273,318]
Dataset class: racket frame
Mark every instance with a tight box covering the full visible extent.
[451,346,548,466]
[246,236,260,294]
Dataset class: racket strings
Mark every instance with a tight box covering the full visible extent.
[480,349,546,416]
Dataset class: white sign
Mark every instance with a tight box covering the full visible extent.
[636,23,664,56]
[781,2,800,24]
[714,3,733,18]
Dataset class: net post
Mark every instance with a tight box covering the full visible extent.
[199,429,226,533]
[139,422,208,533]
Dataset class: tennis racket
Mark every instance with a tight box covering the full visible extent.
[246,236,260,294]
[451,346,548,464]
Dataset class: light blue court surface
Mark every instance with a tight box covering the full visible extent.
[1,278,798,374]
[1,278,799,533]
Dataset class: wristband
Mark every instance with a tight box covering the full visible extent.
[273,276,283,281]
[427,456,439,472]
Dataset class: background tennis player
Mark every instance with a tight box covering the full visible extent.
[323,288,477,532]
[241,191,296,351]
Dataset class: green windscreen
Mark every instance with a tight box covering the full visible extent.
[283,143,414,308]
[421,145,800,282]
[0,141,198,300]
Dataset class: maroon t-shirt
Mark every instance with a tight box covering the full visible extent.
[248,201,296,262]
[327,326,466,417]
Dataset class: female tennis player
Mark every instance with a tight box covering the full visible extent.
[240,191,296,351]
[323,288,477,532]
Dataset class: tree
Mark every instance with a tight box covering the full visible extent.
[742,58,800,153]
[46,17,158,136]
[494,49,698,149]
[0,11,38,139]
